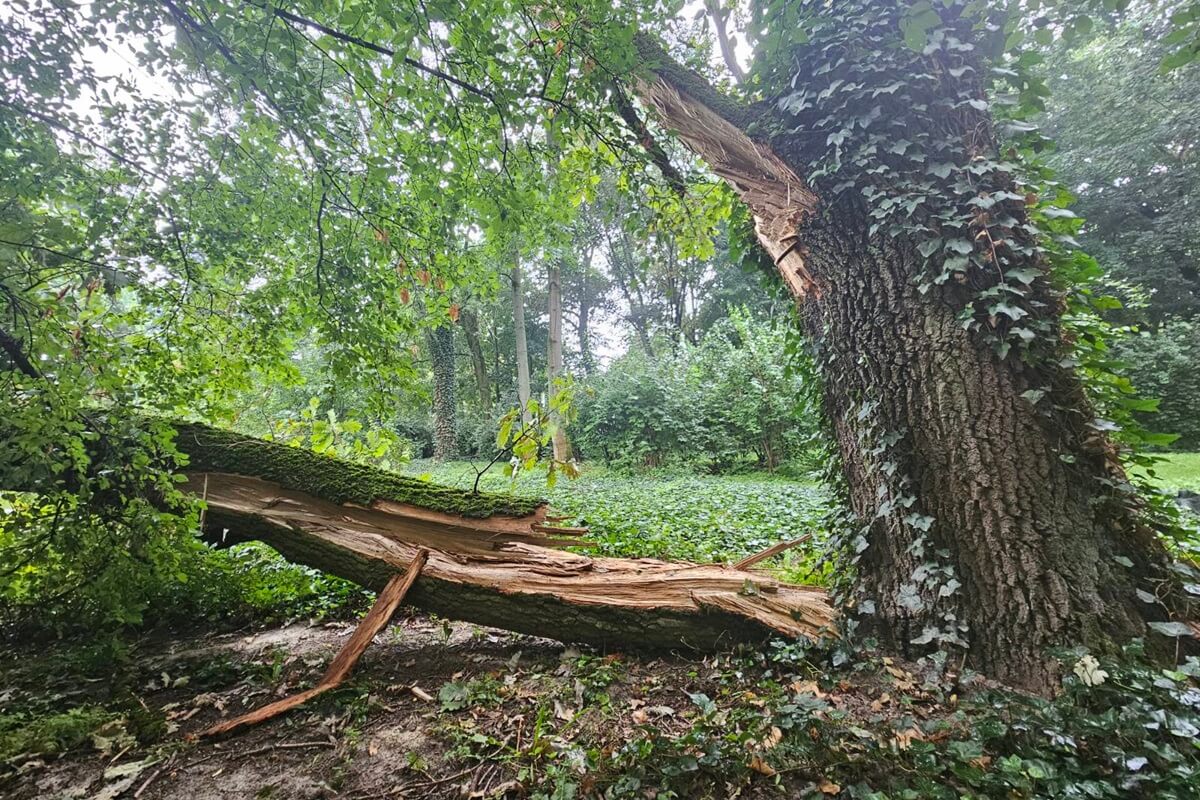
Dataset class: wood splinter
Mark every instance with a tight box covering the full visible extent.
[199,548,429,739]
[733,534,813,571]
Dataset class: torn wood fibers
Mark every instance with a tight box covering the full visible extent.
[176,423,834,655]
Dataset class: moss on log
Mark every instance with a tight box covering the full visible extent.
[174,422,542,519]
[179,423,836,651]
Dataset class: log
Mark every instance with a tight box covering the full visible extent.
[172,423,836,650]
[200,550,428,738]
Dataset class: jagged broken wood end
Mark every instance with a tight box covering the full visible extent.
[176,423,837,651]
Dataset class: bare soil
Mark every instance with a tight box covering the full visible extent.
[0,614,751,799]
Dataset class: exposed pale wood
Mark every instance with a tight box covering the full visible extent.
[198,686,327,739]
[189,471,836,648]
[733,535,814,571]
[200,550,428,738]
[633,74,820,300]
[367,497,550,536]
[320,549,428,685]
[188,474,586,550]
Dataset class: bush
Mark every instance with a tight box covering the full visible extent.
[1114,321,1200,449]
[574,313,817,471]
[574,349,704,468]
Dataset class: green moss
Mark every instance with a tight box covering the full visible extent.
[0,706,118,760]
[173,423,544,519]
[633,33,767,131]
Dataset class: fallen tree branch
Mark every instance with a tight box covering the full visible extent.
[200,549,429,738]
[1,420,835,651]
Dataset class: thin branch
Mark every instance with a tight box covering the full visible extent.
[609,84,688,197]
[0,325,39,379]
[257,4,496,102]
[705,1,746,84]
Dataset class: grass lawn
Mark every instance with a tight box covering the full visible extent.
[403,460,830,583]
[1139,452,1200,491]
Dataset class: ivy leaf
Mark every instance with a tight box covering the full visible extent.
[938,578,961,597]
[897,584,924,612]
[438,681,470,711]
[1005,267,1040,284]
[1148,621,1195,637]
[991,302,1028,321]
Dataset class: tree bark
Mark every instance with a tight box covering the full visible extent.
[511,264,532,423]
[632,35,1179,690]
[460,307,492,409]
[428,324,457,461]
[547,260,574,462]
[168,423,834,651]
[576,292,593,375]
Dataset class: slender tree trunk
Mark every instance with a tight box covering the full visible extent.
[511,264,532,423]
[547,260,573,461]
[460,307,491,409]
[577,295,593,375]
[428,325,457,461]
[633,33,1179,691]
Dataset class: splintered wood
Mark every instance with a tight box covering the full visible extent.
[200,550,429,738]
[186,471,835,651]
[734,535,814,570]
[632,66,820,301]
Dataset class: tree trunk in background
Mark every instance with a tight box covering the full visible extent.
[547,261,573,462]
[633,35,1179,691]
[428,325,457,461]
[511,264,532,423]
[577,293,593,375]
[461,307,491,409]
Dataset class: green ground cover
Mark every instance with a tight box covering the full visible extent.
[405,451,1200,583]
[1139,452,1200,491]
[405,461,831,583]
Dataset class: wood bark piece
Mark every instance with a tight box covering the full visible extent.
[200,550,428,738]
[171,423,836,651]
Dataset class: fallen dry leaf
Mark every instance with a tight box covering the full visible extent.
[748,755,776,776]
[758,726,783,751]
[818,778,841,794]
[791,680,826,698]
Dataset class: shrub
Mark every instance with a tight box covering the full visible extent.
[574,313,817,471]
[1114,321,1200,450]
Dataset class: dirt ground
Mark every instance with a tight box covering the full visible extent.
[0,613,783,800]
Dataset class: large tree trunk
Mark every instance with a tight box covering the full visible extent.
[460,307,492,409]
[796,202,1163,687]
[547,260,573,462]
[428,324,457,461]
[632,33,1179,690]
[511,264,532,423]
[171,424,834,650]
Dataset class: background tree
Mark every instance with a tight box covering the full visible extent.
[428,323,458,461]
[1041,11,1200,325]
